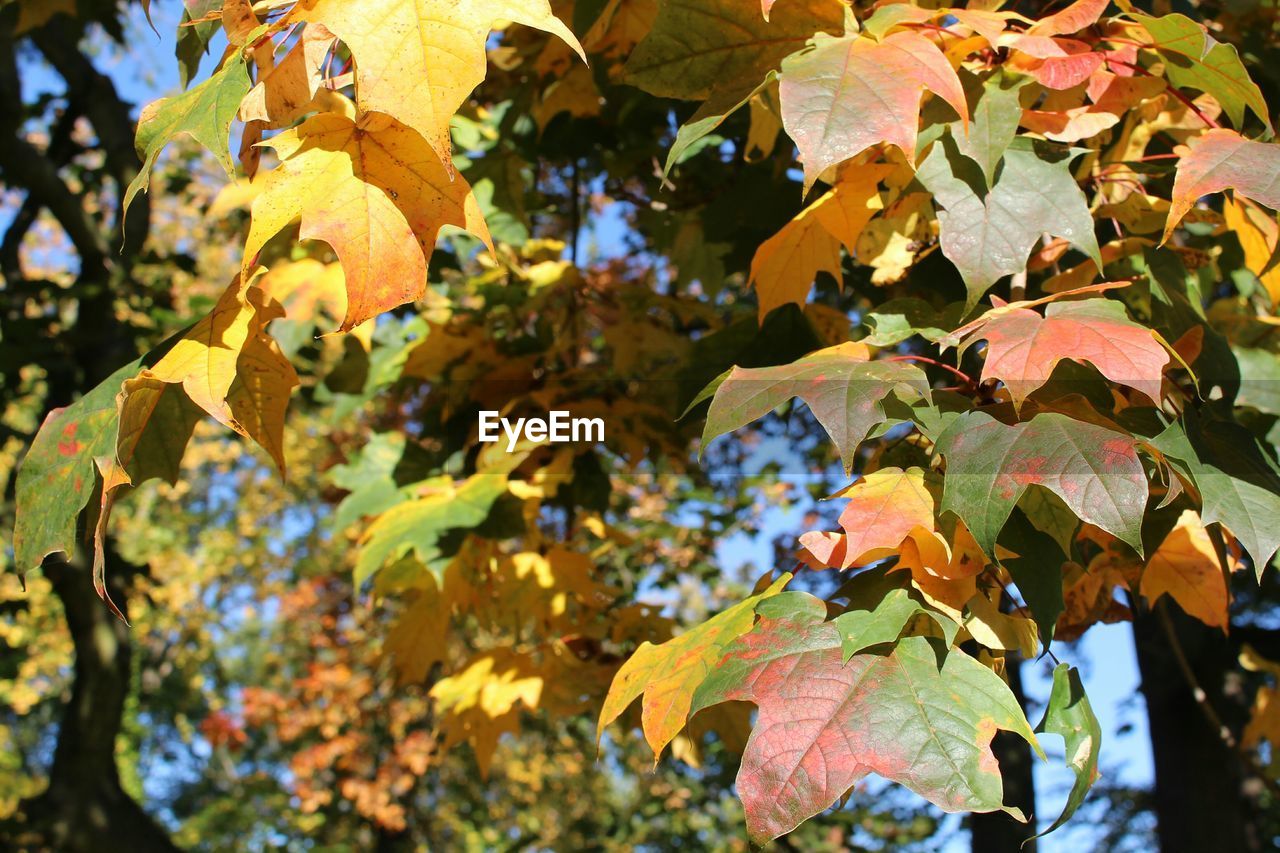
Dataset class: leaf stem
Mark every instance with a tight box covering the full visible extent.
[1103,57,1222,129]
[885,355,975,388]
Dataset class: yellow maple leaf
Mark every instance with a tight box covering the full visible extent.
[245,111,492,331]
[1223,197,1280,307]
[430,649,544,777]
[1141,510,1238,630]
[749,163,891,318]
[293,0,585,162]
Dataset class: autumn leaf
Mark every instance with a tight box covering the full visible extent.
[293,0,585,163]
[124,54,251,214]
[779,30,968,189]
[239,24,334,128]
[749,163,892,316]
[1142,510,1233,629]
[958,298,1171,407]
[690,592,1041,844]
[1164,129,1280,244]
[916,132,1101,304]
[1132,12,1272,132]
[596,574,790,758]
[623,0,841,105]
[1223,197,1280,305]
[799,466,936,568]
[1152,415,1280,576]
[696,342,929,473]
[1034,664,1101,837]
[936,411,1150,556]
[429,649,544,777]
[245,111,492,331]
[356,472,511,587]
[13,363,141,576]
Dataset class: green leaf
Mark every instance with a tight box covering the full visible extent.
[935,411,1149,556]
[124,54,252,216]
[175,0,223,88]
[1133,12,1272,132]
[355,473,510,587]
[14,364,135,575]
[955,69,1032,188]
[664,73,776,176]
[834,587,958,659]
[1034,664,1101,837]
[861,298,964,347]
[915,132,1102,306]
[997,507,1067,647]
[698,343,930,473]
[623,0,841,102]
[1151,414,1280,576]
[691,591,1042,844]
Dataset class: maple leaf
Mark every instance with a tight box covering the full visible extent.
[124,54,252,214]
[1141,509,1233,629]
[623,0,841,104]
[958,298,1171,407]
[356,473,511,587]
[245,111,492,331]
[916,132,1102,304]
[385,580,451,684]
[779,30,968,189]
[1151,415,1280,576]
[1026,0,1110,37]
[239,24,335,129]
[1223,197,1280,305]
[1164,129,1280,244]
[749,163,892,317]
[1020,73,1166,144]
[955,70,1030,187]
[936,411,1150,556]
[834,585,958,659]
[689,592,1041,843]
[597,574,790,758]
[13,363,144,577]
[1034,663,1101,837]
[695,342,930,473]
[1000,35,1103,91]
[293,0,585,163]
[1132,12,1272,132]
[118,280,298,474]
[799,466,936,569]
[429,649,544,778]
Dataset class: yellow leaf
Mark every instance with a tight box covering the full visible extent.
[963,588,1040,658]
[293,0,585,163]
[240,24,335,128]
[749,163,890,317]
[385,581,450,684]
[245,111,492,331]
[1141,510,1232,630]
[534,65,604,132]
[430,649,544,777]
[1223,197,1280,306]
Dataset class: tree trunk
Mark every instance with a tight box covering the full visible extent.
[970,657,1038,853]
[1132,599,1260,853]
[2,551,178,852]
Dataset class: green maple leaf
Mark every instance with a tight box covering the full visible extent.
[693,343,930,474]
[915,132,1102,306]
[935,411,1149,556]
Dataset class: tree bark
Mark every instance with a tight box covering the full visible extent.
[2,552,178,852]
[970,656,1038,853]
[1132,599,1260,853]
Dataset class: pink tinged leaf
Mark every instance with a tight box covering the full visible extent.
[1165,128,1280,243]
[779,30,968,190]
